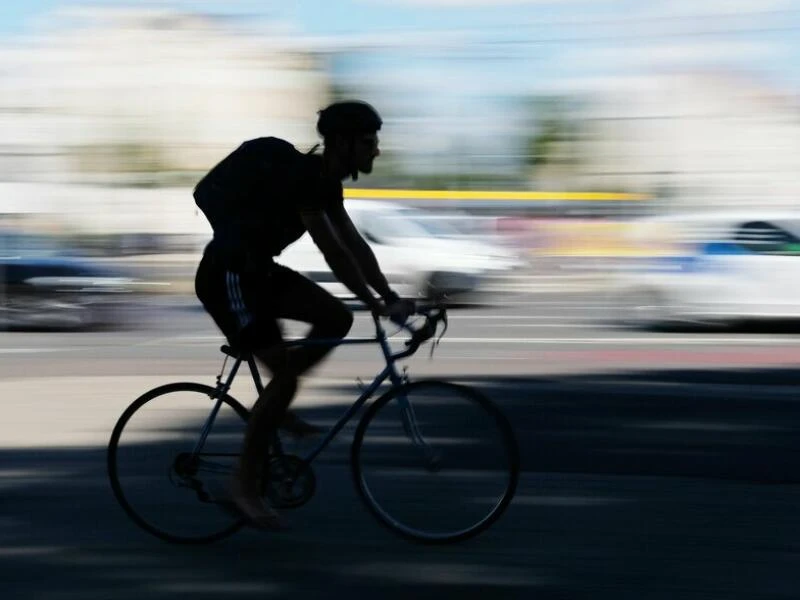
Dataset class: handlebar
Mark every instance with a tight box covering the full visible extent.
[390,301,449,360]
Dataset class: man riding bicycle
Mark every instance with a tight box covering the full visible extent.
[193,100,414,530]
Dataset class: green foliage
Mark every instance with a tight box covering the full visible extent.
[524,96,583,169]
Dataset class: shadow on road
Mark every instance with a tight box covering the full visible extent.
[4,366,800,599]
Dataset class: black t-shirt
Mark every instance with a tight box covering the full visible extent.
[194,137,343,267]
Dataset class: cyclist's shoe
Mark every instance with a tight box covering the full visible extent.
[279,410,323,439]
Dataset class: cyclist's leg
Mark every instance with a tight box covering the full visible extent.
[196,257,288,528]
[195,248,240,341]
[262,263,354,376]
[201,262,351,528]
[213,270,292,528]
[250,265,353,437]
[196,254,302,427]
[233,353,294,530]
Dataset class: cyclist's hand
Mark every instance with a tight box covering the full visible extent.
[368,298,387,319]
[386,298,416,326]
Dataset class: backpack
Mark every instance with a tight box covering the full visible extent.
[194,137,298,234]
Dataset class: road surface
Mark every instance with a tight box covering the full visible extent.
[1,291,800,599]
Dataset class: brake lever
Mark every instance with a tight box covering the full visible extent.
[428,308,448,359]
[404,319,433,348]
[400,304,448,357]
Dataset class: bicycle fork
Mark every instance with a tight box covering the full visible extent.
[396,390,442,472]
[380,332,441,472]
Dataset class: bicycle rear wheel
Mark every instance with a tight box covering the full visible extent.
[107,382,249,544]
[351,380,519,543]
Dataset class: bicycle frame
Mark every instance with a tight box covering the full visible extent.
[192,316,424,466]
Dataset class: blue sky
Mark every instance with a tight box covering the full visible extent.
[2,0,798,168]
[0,1,607,36]
[3,0,798,96]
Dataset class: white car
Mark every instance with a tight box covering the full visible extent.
[276,200,525,302]
[610,210,800,329]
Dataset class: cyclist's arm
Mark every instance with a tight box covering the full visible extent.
[327,203,398,304]
[300,210,384,313]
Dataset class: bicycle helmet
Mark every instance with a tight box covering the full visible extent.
[316,100,382,139]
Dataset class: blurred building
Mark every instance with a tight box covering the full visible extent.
[0,7,330,182]
[572,72,800,211]
[0,7,330,240]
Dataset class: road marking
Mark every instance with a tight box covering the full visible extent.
[134,334,800,347]
[0,348,61,354]
[135,335,222,346]
[424,315,600,321]
[491,300,611,308]
[433,337,800,345]
[349,313,602,320]
[474,323,597,329]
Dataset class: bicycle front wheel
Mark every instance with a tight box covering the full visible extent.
[352,380,520,543]
[107,382,250,544]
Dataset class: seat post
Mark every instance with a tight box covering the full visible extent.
[219,344,264,395]
[216,356,243,396]
[193,347,247,456]
[217,344,246,395]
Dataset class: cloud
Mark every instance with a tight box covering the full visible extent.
[635,0,798,19]
[559,40,787,72]
[286,29,478,52]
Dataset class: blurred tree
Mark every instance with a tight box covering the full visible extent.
[523,96,585,187]
[71,136,201,187]
[73,142,168,174]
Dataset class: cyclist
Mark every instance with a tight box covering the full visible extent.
[193,100,415,530]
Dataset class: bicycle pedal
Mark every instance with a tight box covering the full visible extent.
[190,481,212,502]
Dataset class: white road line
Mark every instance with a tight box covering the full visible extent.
[474,324,597,329]
[434,337,800,345]
[493,301,611,308]
[350,313,603,320]
[425,315,600,321]
[0,348,61,354]
[135,335,222,346]
[134,334,800,347]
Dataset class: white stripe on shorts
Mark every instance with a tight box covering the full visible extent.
[225,271,252,330]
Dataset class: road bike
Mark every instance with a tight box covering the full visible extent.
[107,304,520,544]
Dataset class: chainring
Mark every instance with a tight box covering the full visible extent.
[263,454,316,509]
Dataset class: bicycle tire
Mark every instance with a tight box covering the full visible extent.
[351,379,520,544]
[107,382,250,544]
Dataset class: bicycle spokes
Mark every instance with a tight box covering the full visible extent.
[109,384,249,544]
[354,381,519,543]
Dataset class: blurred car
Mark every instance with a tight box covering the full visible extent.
[609,211,800,329]
[277,200,526,302]
[0,230,141,330]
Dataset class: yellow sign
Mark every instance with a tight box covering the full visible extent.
[344,188,648,202]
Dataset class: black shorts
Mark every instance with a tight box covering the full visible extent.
[194,248,352,353]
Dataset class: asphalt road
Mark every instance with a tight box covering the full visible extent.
[2,291,800,599]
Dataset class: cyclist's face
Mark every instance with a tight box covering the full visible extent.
[352,133,380,174]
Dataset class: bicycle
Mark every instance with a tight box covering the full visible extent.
[107,303,520,545]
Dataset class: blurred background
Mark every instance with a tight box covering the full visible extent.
[2,2,800,598]
[0,0,799,328]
